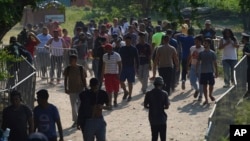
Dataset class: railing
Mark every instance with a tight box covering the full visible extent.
[0,46,36,123]
[205,55,248,141]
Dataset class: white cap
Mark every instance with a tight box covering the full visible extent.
[205,20,211,25]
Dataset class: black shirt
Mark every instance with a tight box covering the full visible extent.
[119,45,139,69]
[78,89,109,123]
[136,43,151,65]
[144,88,170,125]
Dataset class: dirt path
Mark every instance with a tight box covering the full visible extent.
[35,74,227,141]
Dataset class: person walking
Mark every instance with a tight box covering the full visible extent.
[77,78,109,141]
[152,35,179,95]
[119,35,139,101]
[34,89,64,141]
[218,28,239,88]
[136,32,151,94]
[63,54,87,127]
[102,44,122,108]
[45,29,67,84]
[187,35,204,101]
[144,76,170,141]
[1,90,34,141]
[196,38,218,105]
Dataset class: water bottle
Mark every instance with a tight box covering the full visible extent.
[2,128,10,141]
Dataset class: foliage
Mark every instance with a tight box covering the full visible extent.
[235,100,250,124]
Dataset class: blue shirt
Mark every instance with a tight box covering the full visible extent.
[34,104,60,139]
[36,33,52,53]
[177,35,194,59]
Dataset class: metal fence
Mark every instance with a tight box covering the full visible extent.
[0,46,36,123]
[205,55,248,141]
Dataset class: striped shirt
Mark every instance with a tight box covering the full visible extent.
[103,52,121,74]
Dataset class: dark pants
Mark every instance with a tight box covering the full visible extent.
[150,123,167,141]
[181,58,188,82]
[50,55,63,80]
[158,67,173,95]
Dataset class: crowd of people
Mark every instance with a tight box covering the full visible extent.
[2,16,250,141]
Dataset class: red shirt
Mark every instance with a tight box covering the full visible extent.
[25,40,39,57]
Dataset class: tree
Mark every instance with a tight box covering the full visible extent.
[0,0,43,41]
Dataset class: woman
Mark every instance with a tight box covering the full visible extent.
[218,28,239,88]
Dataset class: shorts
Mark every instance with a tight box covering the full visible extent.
[104,74,120,93]
[200,73,215,85]
[120,67,135,83]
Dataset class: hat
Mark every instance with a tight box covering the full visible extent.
[242,32,250,37]
[104,43,113,50]
[28,132,48,141]
[36,89,49,100]
[205,20,211,25]
[153,77,164,85]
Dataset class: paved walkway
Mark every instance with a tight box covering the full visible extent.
[35,72,228,141]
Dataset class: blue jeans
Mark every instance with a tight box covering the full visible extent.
[222,59,237,85]
[189,65,203,98]
[82,118,106,141]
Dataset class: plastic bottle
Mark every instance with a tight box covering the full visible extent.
[2,128,10,141]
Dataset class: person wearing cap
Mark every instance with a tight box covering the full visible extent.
[63,54,87,127]
[196,38,218,105]
[1,90,34,141]
[34,89,64,141]
[77,78,109,141]
[101,43,122,108]
[111,32,125,53]
[45,29,67,84]
[200,19,216,51]
[241,32,250,95]
[144,76,170,141]
[152,35,179,95]
[119,35,139,102]
[218,28,239,88]
[136,32,151,94]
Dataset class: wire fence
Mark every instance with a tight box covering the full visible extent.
[0,45,36,123]
[205,55,248,141]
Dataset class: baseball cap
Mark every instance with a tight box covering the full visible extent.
[104,43,113,50]
[153,77,164,85]
[205,20,211,25]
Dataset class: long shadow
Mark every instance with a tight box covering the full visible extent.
[170,89,193,102]
[177,100,212,115]
[63,126,78,137]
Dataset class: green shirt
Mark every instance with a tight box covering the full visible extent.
[152,32,165,47]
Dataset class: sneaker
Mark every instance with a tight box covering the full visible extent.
[123,91,128,100]
[127,96,132,102]
[193,90,199,98]
[181,81,185,90]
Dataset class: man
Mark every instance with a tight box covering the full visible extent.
[45,29,67,84]
[196,38,218,105]
[2,90,34,141]
[77,78,109,141]
[187,35,204,101]
[109,18,123,36]
[119,35,139,101]
[34,89,64,141]
[36,27,52,79]
[144,77,170,141]
[102,44,122,108]
[153,35,179,95]
[200,20,216,51]
[64,54,87,127]
[124,25,137,46]
[175,27,195,90]
[136,32,151,94]
[241,33,250,95]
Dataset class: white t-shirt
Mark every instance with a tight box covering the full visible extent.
[103,52,121,74]
[222,39,237,60]
[190,45,204,65]
[51,38,64,56]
